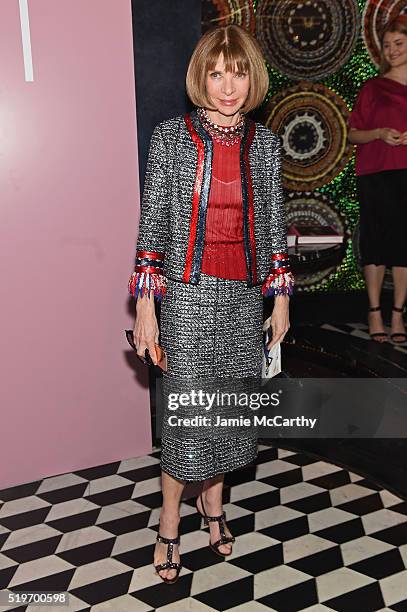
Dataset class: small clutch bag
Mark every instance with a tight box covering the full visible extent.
[261,315,282,382]
[125,329,168,371]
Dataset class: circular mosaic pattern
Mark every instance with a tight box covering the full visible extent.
[363,0,407,66]
[201,0,255,33]
[256,0,359,80]
[351,221,362,268]
[263,82,353,191]
[286,191,350,291]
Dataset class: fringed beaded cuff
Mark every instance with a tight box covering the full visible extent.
[262,253,295,297]
[128,250,166,301]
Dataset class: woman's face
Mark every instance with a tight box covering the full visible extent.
[205,53,250,117]
[383,31,407,69]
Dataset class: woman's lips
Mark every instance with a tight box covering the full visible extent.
[219,99,238,106]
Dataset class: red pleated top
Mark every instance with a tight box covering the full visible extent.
[349,76,407,176]
[201,139,247,280]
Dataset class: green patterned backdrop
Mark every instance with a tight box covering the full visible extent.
[201,0,401,293]
[258,0,375,293]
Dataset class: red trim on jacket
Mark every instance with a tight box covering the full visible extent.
[183,114,205,283]
[136,250,164,261]
[243,121,257,284]
[272,253,288,261]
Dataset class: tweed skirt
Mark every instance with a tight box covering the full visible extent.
[158,273,263,481]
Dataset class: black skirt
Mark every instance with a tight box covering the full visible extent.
[356,168,407,267]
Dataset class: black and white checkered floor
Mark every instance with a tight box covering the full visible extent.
[319,322,407,355]
[1,444,407,611]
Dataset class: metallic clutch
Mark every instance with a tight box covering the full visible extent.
[125,329,167,372]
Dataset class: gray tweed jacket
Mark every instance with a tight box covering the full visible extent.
[134,109,288,288]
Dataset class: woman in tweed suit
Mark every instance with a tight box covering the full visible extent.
[128,25,294,582]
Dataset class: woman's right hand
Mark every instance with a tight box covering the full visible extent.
[377,127,402,145]
[133,295,159,365]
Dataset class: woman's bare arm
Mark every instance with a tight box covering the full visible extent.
[348,127,402,145]
[133,295,159,365]
[267,294,290,350]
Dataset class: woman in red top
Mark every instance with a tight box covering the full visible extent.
[348,15,407,343]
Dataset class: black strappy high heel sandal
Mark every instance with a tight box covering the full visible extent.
[390,306,407,345]
[368,306,388,342]
[196,493,235,557]
[154,533,182,584]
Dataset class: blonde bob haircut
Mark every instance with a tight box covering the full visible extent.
[186,25,269,114]
[379,14,407,75]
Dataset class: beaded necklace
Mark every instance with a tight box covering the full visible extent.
[197,107,245,146]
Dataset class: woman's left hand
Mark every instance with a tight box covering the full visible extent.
[267,295,290,350]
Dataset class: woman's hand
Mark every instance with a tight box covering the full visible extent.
[400,131,407,145]
[377,127,402,145]
[134,295,159,365]
[267,295,290,350]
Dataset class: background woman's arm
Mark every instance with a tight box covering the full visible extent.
[348,80,403,147]
[348,127,402,145]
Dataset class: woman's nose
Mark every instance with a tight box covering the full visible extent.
[221,75,235,95]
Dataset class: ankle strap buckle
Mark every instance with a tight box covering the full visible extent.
[156,534,180,545]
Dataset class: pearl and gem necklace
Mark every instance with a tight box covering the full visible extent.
[197,107,245,146]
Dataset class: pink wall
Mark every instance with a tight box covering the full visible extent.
[0,0,151,489]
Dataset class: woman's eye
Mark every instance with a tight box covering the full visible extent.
[210,72,221,78]
[235,72,247,78]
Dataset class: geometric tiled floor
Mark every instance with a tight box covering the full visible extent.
[320,321,407,356]
[1,444,407,611]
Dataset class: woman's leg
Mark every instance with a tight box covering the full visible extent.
[198,473,234,555]
[364,264,387,341]
[154,470,185,580]
[391,266,407,339]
